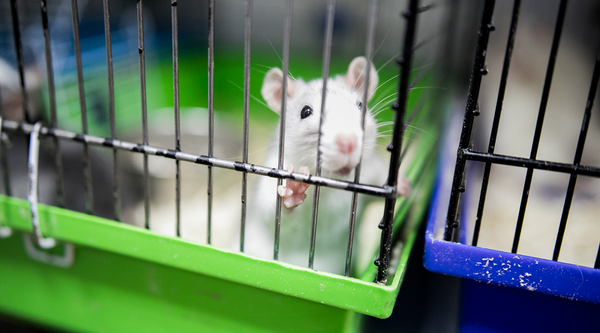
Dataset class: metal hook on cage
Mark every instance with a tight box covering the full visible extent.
[28,122,55,249]
[24,122,75,268]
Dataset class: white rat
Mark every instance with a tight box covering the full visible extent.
[244,56,410,274]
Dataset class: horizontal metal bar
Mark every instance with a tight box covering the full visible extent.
[462,149,600,178]
[3,121,395,198]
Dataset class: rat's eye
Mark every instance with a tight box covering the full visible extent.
[357,101,363,110]
[301,105,313,119]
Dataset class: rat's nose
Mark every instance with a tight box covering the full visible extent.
[336,133,358,154]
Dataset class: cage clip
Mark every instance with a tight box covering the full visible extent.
[23,122,75,267]
[28,122,55,248]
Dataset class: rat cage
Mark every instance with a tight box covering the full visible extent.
[0,0,458,331]
[425,0,600,332]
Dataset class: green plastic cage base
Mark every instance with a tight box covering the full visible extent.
[0,165,433,333]
[0,116,437,332]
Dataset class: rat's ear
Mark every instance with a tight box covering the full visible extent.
[344,56,378,102]
[261,68,295,114]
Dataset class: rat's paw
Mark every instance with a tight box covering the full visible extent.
[396,175,411,197]
[278,165,311,208]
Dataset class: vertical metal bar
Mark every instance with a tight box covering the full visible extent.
[207,0,215,245]
[0,86,9,199]
[138,0,151,229]
[553,49,600,261]
[274,0,293,260]
[512,0,567,253]
[71,0,94,215]
[41,0,66,209]
[172,0,181,237]
[308,0,336,270]
[240,0,253,252]
[103,0,121,221]
[444,0,495,243]
[0,118,8,238]
[375,0,420,284]
[9,0,31,124]
[440,0,459,86]
[345,0,378,277]
[472,0,520,246]
[595,244,600,269]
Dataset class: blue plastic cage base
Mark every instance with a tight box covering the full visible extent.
[460,279,600,333]
[423,113,600,306]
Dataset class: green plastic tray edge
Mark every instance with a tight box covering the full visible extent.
[1,195,399,318]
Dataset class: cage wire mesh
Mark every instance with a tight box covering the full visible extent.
[425,0,600,306]
[447,0,600,268]
[0,0,458,329]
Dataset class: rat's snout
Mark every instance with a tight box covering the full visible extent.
[336,133,358,154]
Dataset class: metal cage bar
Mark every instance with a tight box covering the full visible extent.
[375,0,420,284]
[273,0,293,261]
[308,0,336,270]
[70,0,94,215]
[172,0,181,237]
[444,0,495,243]
[553,49,600,261]
[207,0,215,245]
[40,0,66,209]
[240,0,253,253]
[137,0,151,230]
[345,0,379,277]
[462,150,600,176]
[472,0,521,247]
[0,118,10,197]
[1,121,396,198]
[9,0,31,124]
[512,0,567,253]
[103,0,121,222]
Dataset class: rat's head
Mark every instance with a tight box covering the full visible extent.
[261,56,379,178]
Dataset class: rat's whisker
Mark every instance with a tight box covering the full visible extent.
[262,32,283,65]
[376,52,401,75]
[370,92,398,114]
[376,121,395,128]
[373,27,392,60]
[369,74,399,100]
[228,79,270,109]
[260,32,296,81]
[254,63,273,69]
[252,67,268,75]
[409,86,446,91]
[411,61,436,73]
[404,124,436,139]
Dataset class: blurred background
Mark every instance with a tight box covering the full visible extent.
[1,0,600,331]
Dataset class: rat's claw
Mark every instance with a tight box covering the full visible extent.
[278,165,311,208]
[298,166,310,176]
[277,184,287,197]
[396,175,411,197]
